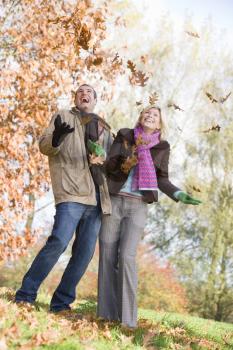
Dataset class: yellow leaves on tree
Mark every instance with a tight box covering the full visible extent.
[0,0,124,262]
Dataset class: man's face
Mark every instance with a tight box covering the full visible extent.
[75,85,97,113]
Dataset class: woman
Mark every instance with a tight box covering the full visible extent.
[96,105,201,328]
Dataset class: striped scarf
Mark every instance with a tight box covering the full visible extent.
[132,126,160,190]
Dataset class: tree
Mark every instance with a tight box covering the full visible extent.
[0,0,125,261]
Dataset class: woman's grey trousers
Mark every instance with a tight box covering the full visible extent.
[97,195,148,328]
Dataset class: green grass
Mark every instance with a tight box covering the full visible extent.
[0,287,233,350]
[139,308,233,346]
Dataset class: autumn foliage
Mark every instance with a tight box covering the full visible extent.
[0,0,127,261]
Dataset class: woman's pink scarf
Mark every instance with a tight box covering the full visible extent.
[132,125,161,191]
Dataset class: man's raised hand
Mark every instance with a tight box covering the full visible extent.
[52,114,74,147]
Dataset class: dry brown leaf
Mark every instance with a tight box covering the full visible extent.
[167,102,184,111]
[202,124,221,133]
[185,30,200,38]
[149,92,159,105]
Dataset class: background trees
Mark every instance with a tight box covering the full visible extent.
[1,0,233,322]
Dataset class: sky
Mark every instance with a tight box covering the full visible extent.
[133,0,233,47]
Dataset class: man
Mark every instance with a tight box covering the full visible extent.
[15,84,112,312]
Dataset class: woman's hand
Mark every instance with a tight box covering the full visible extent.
[89,154,105,165]
[175,191,202,205]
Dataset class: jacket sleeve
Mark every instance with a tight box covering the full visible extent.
[38,112,62,156]
[105,130,125,173]
[157,145,181,202]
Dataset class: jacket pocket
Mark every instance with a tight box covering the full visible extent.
[61,165,92,196]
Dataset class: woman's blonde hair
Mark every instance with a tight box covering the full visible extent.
[136,105,167,139]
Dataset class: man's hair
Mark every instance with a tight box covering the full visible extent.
[76,84,97,99]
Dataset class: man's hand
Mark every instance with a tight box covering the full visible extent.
[89,154,105,165]
[87,139,106,158]
[52,114,75,147]
[175,191,202,205]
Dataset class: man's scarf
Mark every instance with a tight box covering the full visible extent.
[132,125,160,191]
[71,107,110,186]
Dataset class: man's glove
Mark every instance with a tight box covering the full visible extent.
[87,139,106,158]
[174,191,202,205]
[52,114,75,147]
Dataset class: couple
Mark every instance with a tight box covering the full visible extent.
[15,83,201,328]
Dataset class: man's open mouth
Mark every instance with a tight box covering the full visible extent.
[81,97,89,103]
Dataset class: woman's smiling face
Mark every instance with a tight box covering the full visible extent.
[140,107,161,133]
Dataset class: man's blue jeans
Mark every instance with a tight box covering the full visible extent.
[15,198,101,311]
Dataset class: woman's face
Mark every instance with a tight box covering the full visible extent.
[140,108,161,133]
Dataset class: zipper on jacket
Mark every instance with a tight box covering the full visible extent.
[80,124,86,169]
[75,113,86,169]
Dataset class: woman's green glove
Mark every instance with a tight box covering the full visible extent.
[174,191,202,205]
[87,139,106,158]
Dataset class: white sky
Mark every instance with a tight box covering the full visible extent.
[133,0,233,47]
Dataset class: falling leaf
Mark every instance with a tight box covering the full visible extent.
[185,30,200,38]
[76,24,91,51]
[203,124,221,133]
[149,92,159,105]
[127,60,137,73]
[190,185,201,193]
[205,92,218,103]
[140,55,149,64]
[219,92,231,103]
[167,102,184,111]
[112,53,120,63]
[92,57,103,66]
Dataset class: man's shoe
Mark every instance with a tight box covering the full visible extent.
[49,306,71,314]
[15,300,35,310]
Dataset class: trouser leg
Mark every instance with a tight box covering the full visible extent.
[15,202,85,303]
[118,198,147,328]
[97,197,122,321]
[50,198,101,311]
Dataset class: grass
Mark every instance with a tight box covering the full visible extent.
[0,287,233,350]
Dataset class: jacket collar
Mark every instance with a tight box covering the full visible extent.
[70,107,111,130]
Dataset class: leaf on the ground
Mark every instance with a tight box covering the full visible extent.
[119,333,134,344]
[102,328,112,340]
[4,322,21,340]
[143,330,158,347]
[24,330,60,347]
